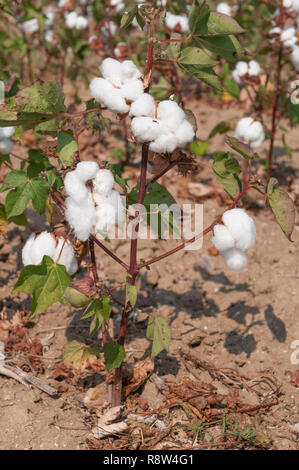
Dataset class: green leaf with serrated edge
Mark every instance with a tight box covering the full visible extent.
[104,343,125,372]
[178,63,222,91]
[267,178,295,241]
[62,340,100,369]
[57,130,78,168]
[14,255,72,317]
[5,184,32,218]
[190,139,209,156]
[120,6,137,29]
[0,170,28,192]
[213,152,242,200]
[30,178,50,214]
[146,316,171,359]
[195,35,244,63]
[209,121,230,139]
[226,137,259,160]
[178,47,216,66]
[126,284,137,308]
[81,297,111,335]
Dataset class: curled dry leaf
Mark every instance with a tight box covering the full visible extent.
[125,356,154,397]
[92,406,128,439]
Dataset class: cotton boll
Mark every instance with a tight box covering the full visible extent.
[64,171,89,202]
[211,224,235,252]
[269,26,281,36]
[234,117,253,141]
[65,12,78,29]
[291,45,299,70]
[234,117,264,147]
[249,132,265,149]
[75,15,89,30]
[54,238,78,275]
[90,77,129,114]
[131,117,162,142]
[120,60,142,82]
[281,26,298,48]
[20,18,39,34]
[120,79,144,102]
[216,2,232,16]
[0,126,15,139]
[157,100,185,132]
[93,169,115,196]
[65,196,95,241]
[0,138,13,155]
[99,58,122,87]
[175,120,195,147]
[232,61,249,84]
[165,12,179,30]
[129,93,155,118]
[94,203,117,233]
[221,248,248,271]
[106,190,125,225]
[26,232,57,265]
[283,0,293,8]
[45,30,53,42]
[105,89,130,114]
[243,120,264,143]
[22,233,35,266]
[222,208,256,251]
[76,161,99,182]
[179,16,189,33]
[149,133,178,153]
[248,60,261,76]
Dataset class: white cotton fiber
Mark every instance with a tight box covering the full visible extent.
[165,13,189,32]
[93,169,115,196]
[221,248,248,271]
[232,61,248,84]
[149,133,178,153]
[120,60,142,82]
[234,117,264,148]
[65,196,95,241]
[120,79,144,102]
[22,232,57,266]
[20,18,39,34]
[76,161,99,182]
[157,100,185,132]
[95,203,117,233]
[216,2,232,16]
[222,208,256,251]
[99,58,122,87]
[0,126,15,140]
[248,60,261,76]
[291,45,299,70]
[129,93,155,118]
[54,238,78,275]
[131,117,162,142]
[75,15,88,30]
[22,233,36,266]
[211,224,235,252]
[175,120,195,147]
[65,12,78,28]
[0,138,13,155]
[89,77,130,114]
[64,171,89,202]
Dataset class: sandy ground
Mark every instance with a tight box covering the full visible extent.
[0,94,298,450]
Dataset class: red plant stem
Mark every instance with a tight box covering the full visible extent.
[64,107,103,118]
[50,188,66,209]
[145,157,181,191]
[137,161,252,270]
[89,234,129,271]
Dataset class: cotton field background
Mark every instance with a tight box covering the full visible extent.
[0,0,298,451]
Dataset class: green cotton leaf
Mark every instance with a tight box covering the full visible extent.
[195,35,244,63]
[125,284,137,308]
[223,76,240,99]
[190,139,209,156]
[188,0,210,35]
[267,178,295,241]
[192,11,245,37]
[225,137,259,160]
[213,152,242,200]
[146,315,171,359]
[81,297,111,335]
[27,149,52,178]
[14,255,72,318]
[209,121,230,139]
[104,343,126,372]
[57,130,78,168]
[282,134,292,158]
[0,170,28,192]
[120,6,138,28]
[5,184,33,218]
[62,340,100,370]
[178,47,216,66]
[178,63,222,91]
[166,34,183,60]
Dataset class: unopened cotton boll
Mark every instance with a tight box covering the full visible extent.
[0,138,13,155]
[65,196,95,241]
[54,238,78,275]
[222,208,256,251]
[131,117,162,143]
[157,100,185,132]
[216,2,232,16]
[120,60,143,82]
[120,79,144,102]
[175,120,195,147]
[93,169,115,196]
[149,133,178,154]
[0,126,14,140]
[99,58,122,87]
[221,248,248,271]
[211,224,235,252]
[129,93,155,118]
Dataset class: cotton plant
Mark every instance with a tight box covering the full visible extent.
[65,11,89,30]
[0,126,14,155]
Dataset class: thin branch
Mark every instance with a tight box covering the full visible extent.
[89,234,129,271]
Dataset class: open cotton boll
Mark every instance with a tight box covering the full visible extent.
[45,30,53,42]
[65,11,78,28]
[99,58,122,87]
[232,61,248,84]
[105,89,130,114]
[175,120,195,147]
[65,196,95,241]
[290,45,299,70]
[248,60,261,76]
[120,79,144,102]
[211,224,235,252]
[269,26,281,36]
[149,133,178,154]
[157,100,185,132]
[54,238,78,275]
[234,117,264,147]
[94,203,117,233]
[106,190,125,225]
[221,248,248,271]
[249,133,265,149]
[129,93,155,118]
[131,117,162,143]
[222,208,256,251]
[90,77,129,114]
[19,18,39,34]
[75,161,99,182]
[75,15,89,30]
[93,169,115,196]
[23,232,57,266]
[216,2,232,16]
[281,26,298,48]
[234,117,253,140]
[64,171,89,202]
[243,120,264,142]
[179,16,189,33]
[0,138,13,155]
[120,60,142,82]
[165,13,189,32]
[283,0,293,8]
[0,126,15,139]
